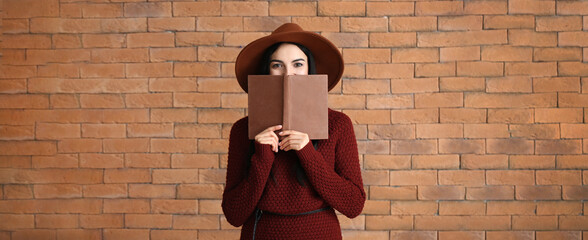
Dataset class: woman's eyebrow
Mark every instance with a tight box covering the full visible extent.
[270,59,284,63]
[292,58,306,62]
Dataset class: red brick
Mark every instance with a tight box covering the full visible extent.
[200,200,223,215]
[415,62,455,77]
[198,16,244,31]
[389,201,436,216]
[537,201,582,215]
[558,1,588,15]
[516,185,561,200]
[466,93,556,108]
[537,140,582,154]
[4,185,33,199]
[363,155,410,170]
[488,109,533,123]
[0,199,102,214]
[513,216,557,230]
[439,231,484,240]
[104,199,150,214]
[439,201,485,216]
[104,169,150,183]
[487,170,534,185]
[151,199,198,214]
[221,1,267,16]
[150,78,197,92]
[507,62,557,77]
[537,170,582,185]
[152,169,198,184]
[390,140,437,155]
[439,16,482,31]
[148,17,195,32]
[416,1,463,16]
[367,2,413,16]
[509,124,560,139]
[362,170,389,186]
[0,125,33,140]
[151,139,197,154]
[0,79,27,94]
[487,201,535,215]
[419,30,507,47]
[174,62,220,77]
[174,93,220,108]
[29,78,147,94]
[33,184,82,199]
[392,48,438,63]
[269,2,316,17]
[558,93,588,107]
[0,156,31,168]
[357,140,390,155]
[440,108,486,123]
[172,2,220,17]
[173,215,219,230]
[12,230,56,240]
[79,153,123,168]
[1,34,52,49]
[537,16,582,32]
[440,46,480,62]
[342,17,388,32]
[439,139,485,154]
[104,229,149,240]
[369,32,416,48]
[30,18,102,33]
[2,0,59,18]
[389,170,436,186]
[534,47,582,61]
[3,19,29,33]
[365,216,412,230]
[151,109,197,123]
[368,124,414,140]
[83,184,127,198]
[51,34,80,49]
[413,155,459,169]
[415,93,462,108]
[0,66,36,78]
[198,109,243,124]
[509,0,555,15]
[342,231,388,240]
[464,1,507,15]
[509,29,557,47]
[103,138,149,153]
[90,49,148,63]
[462,154,509,170]
[458,61,503,77]
[392,109,439,124]
[79,64,125,78]
[366,95,413,109]
[389,16,437,32]
[370,186,417,200]
[416,124,462,138]
[0,94,48,109]
[329,94,365,109]
[464,124,509,138]
[125,2,170,17]
[318,1,365,16]
[366,63,413,79]
[556,155,588,169]
[57,229,101,240]
[415,216,510,230]
[129,184,176,198]
[80,214,123,228]
[486,76,532,93]
[82,34,125,48]
[151,230,198,240]
[244,16,291,31]
[125,214,172,228]
[177,184,224,199]
[563,186,588,200]
[176,32,223,46]
[439,170,485,187]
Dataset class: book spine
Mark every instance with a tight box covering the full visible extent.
[282,75,291,130]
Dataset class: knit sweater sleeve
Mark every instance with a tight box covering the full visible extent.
[221,118,275,227]
[295,113,366,218]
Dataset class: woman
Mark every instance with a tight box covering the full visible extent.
[222,23,365,240]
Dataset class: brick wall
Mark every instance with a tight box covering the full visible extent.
[1,0,587,239]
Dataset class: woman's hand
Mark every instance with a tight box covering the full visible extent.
[278,130,310,151]
[254,125,282,152]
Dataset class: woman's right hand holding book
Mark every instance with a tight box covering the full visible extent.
[254,125,283,153]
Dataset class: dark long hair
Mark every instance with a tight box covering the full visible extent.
[253,42,319,187]
[259,42,317,75]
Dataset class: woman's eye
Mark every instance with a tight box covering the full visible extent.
[271,63,282,69]
[294,62,304,67]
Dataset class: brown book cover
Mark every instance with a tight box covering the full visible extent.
[248,75,328,140]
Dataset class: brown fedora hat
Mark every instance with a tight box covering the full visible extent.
[234,23,344,93]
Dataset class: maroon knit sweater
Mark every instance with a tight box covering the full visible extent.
[222,109,365,240]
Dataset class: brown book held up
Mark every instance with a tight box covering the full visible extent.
[247,74,328,140]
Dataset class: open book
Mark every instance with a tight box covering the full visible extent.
[248,75,328,140]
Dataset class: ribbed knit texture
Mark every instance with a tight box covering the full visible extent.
[222,109,366,240]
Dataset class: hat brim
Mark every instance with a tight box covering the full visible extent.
[235,30,344,93]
